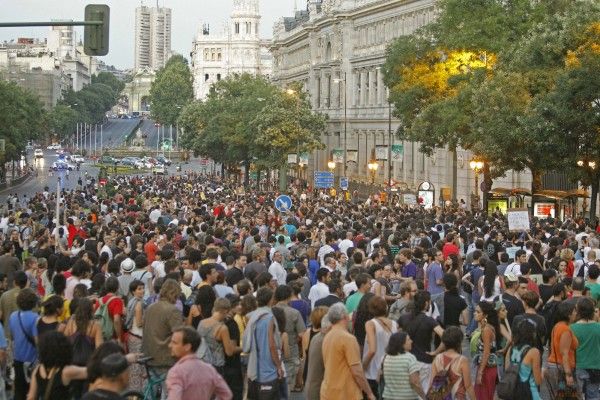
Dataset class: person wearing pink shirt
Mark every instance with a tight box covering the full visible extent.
[166,326,232,400]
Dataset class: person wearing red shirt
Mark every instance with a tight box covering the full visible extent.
[442,233,460,260]
[67,218,78,248]
[144,233,159,265]
[98,276,125,344]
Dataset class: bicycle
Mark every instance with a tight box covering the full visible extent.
[121,356,166,400]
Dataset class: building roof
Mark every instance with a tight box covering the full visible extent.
[283,10,310,32]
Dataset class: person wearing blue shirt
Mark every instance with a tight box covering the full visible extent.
[0,320,7,400]
[8,288,39,400]
[427,250,445,296]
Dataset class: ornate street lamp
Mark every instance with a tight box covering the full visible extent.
[368,160,379,184]
[470,159,484,210]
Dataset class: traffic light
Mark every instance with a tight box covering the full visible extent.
[84,4,110,56]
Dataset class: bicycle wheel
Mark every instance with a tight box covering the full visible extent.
[121,390,144,400]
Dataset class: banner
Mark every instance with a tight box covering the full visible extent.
[376,145,388,161]
[391,144,404,162]
[287,153,297,164]
[332,149,344,163]
[346,150,358,163]
[298,153,309,165]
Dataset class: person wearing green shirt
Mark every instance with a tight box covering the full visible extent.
[345,273,371,315]
[570,297,600,399]
[584,262,600,302]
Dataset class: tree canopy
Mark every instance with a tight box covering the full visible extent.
[384,0,600,195]
[178,74,326,182]
[150,54,194,125]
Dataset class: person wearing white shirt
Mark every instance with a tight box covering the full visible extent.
[268,251,287,286]
[338,231,355,257]
[504,249,527,276]
[308,268,331,308]
[317,236,336,268]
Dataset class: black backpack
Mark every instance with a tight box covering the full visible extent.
[497,345,533,400]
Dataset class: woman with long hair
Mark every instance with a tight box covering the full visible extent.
[496,300,512,380]
[560,248,575,278]
[430,327,476,400]
[472,301,500,400]
[528,241,545,274]
[186,284,217,328]
[479,261,502,302]
[63,297,103,398]
[125,280,145,392]
[37,295,66,337]
[26,331,87,400]
[353,292,376,349]
[509,319,542,400]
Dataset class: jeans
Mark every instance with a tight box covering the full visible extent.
[466,293,480,335]
[576,369,600,400]
[13,360,27,400]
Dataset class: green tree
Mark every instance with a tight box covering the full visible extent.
[0,80,46,179]
[178,74,326,186]
[384,0,600,196]
[251,88,326,170]
[49,104,78,141]
[92,72,125,95]
[150,55,194,125]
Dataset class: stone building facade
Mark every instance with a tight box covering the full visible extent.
[271,0,532,206]
[190,0,272,100]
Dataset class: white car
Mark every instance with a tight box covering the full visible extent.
[152,164,166,175]
[71,154,85,163]
[47,144,61,150]
[51,161,75,171]
[34,149,44,158]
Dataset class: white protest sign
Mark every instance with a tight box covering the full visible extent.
[507,208,530,232]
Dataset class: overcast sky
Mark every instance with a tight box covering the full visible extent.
[0,0,298,69]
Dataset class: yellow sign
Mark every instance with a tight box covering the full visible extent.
[200,192,206,200]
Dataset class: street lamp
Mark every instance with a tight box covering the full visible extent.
[470,159,484,210]
[327,160,336,171]
[368,160,379,184]
[333,73,347,177]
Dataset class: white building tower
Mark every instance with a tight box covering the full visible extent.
[191,0,272,100]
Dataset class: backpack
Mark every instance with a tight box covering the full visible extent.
[95,296,119,341]
[414,258,425,283]
[426,355,461,400]
[497,345,533,400]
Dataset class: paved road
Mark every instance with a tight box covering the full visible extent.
[75,118,140,153]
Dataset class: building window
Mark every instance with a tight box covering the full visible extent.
[235,23,240,34]
[205,74,209,81]
[217,74,221,81]
[217,50,222,61]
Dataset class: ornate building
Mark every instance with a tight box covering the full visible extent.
[271,0,532,207]
[190,0,272,100]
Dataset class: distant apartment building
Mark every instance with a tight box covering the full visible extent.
[134,5,172,71]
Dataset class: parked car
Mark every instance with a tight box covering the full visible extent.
[34,149,44,158]
[47,144,61,150]
[71,154,85,163]
[51,161,75,171]
[152,164,166,175]
[100,155,118,165]
[120,157,138,167]
[156,155,172,166]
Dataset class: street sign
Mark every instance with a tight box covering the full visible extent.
[275,195,293,212]
[314,171,334,189]
[340,177,349,191]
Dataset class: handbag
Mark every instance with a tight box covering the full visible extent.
[550,326,579,400]
[247,314,279,400]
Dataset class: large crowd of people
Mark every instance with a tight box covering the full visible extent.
[0,171,599,400]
